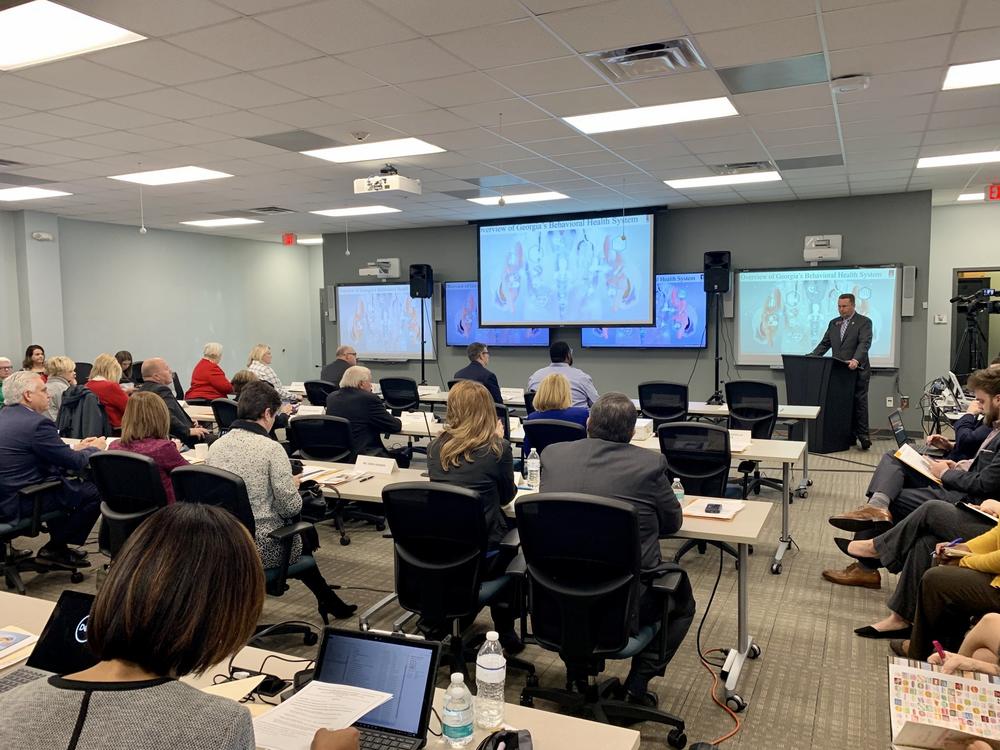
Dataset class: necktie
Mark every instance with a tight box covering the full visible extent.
[839,317,849,342]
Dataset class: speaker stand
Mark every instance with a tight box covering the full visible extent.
[419,297,427,386]
[706,291,724,405]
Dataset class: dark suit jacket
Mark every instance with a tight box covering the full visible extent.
[325,387,401,456]
[453,361,502,404]
[942,427,1000,499]
[320,359,350,388]
[138,382,195,446]
[0,404,97,520]
[540,438,682,572]
[811,313,873,374]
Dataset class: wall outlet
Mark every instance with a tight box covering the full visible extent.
[900,395,910,409]
[933,313,948,324]
[885,396,894,408]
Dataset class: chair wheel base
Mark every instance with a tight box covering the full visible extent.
[339,537,351,546]
[667,728,687,748]
[70,571,84,584]
[303,631,318,646]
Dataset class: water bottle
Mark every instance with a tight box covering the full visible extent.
[442,673,474,747]
[671,477,685,505]
[475,631,506,729]
[526,448,541,489]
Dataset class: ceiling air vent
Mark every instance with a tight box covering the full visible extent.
[585,38,706,82]
[247,206,296,215]
[710,161,774,176]
[0,159,27,168]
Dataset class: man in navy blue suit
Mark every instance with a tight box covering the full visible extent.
[0,371,105,567]
[453,342,503,404]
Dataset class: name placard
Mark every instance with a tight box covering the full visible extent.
[356,455,398,475]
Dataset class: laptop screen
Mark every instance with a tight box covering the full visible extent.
[26,590,99,675]
[888,410,908,447]
[314,630,438,738]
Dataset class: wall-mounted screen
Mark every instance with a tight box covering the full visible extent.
[444,281,549,347]
[337,283,435,361]
[478,213,655,327]
[735,265,901,368]
[582,273,707,349]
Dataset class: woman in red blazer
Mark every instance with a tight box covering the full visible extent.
[85,353,129,429]
[185,342,233,401]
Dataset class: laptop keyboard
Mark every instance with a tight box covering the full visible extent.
[359,730,417,750]
[0,667,48,694]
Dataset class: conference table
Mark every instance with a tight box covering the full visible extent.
[0,592,640,750]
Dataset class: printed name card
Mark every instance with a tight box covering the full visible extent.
[356,455,398,475]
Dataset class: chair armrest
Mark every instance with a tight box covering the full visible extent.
[267,521,314,542]
[499,526,520,552]
[18,480,64,537]
[649,570,684,596]
[265,522,315,595]
[643,562,690,662]
[505,550,526,578]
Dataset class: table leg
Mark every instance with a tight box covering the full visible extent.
[771,461,794,574]
[719,541,757,712]
[796,422,812,498]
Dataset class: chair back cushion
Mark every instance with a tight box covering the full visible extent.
[657,421,731,497]
[522,419,586,453]
[170,465,256,534]
[725,380,778,439]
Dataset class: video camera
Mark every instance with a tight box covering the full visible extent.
[950,288,1000,315]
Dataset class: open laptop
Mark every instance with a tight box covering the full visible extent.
[313,629,440,750]
[0,590,98,694]
[888,410,944,457]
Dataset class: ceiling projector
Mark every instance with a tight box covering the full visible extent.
[354,164,421,196]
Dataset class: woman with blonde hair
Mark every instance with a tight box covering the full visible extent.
[523,372,589,454]
[111,391,187,503]
[86,353,129,429]
[44,356,76,421]
[247,343,298,402]
[186,342,233,402]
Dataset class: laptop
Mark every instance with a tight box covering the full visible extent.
[888,410,944,457]
[0,590,98,694]
[313,629,440,750]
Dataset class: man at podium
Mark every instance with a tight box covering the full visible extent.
[811,293,873,450]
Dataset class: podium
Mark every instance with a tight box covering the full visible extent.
[782,354,857,453]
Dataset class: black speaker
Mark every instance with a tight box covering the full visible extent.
[409,264,433,298]
[703,251,731,293]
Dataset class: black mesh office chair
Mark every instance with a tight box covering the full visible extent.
[515,493,687,749]
[75,361,92,383]
[171,372,185,401]
[131,361,144,384]
[495,403,511,441]
[522,419,586,454]
[637,381,688,430]
[447,379,464,390]
[304,380,337,406]
[288,416,355,462]
[523,391,535,416]
[725,380,783,498]
[379,377,420,415]
[90,451,169,560]
[211,398,238,432]
[171,465,319,646]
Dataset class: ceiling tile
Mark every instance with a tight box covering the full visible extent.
[130,121,231,146]
[672,0,815,32]
[77,131,176,152]
[927,106,1000,131]
[489,117,577,142]
[257,0,418,55]
[529,136,603,156]
[50,101,168,129]
[0,124,53,147]
[696,16,822,68]
[837,94,934,123]
[843,132,925,152]
[369,0,528,34]
[433,19,569,68]
[448,98,548,126]
[530,86,632,117]
[251,100,357,129]
[0,77,92,110]
[89,40,237,86]
[960,0,1000,30]
[339,39,473,84]
[615,70,730,107]
[539,0,686,54]
[486,56,605,97]
[324,87,435,119]
[31,139,122,160]
[400,73,514,108]
[936,88,1000,113]
[189,111,294,138]
[823,0,962,49]
[18,61,159,99]
[555,150,627,167]
[828,35,951,77]
[169,19,322,71]
[520,0,607,11]
[114,88,234,119]
[733,83,833,115]
[59,0,239,36]
[747,106,834,131]
[181,74,305,108]
[682,132,768,155]
[759,124,840,146]
[1,112,107,139]
[213,0,305,12]
[840,114,929,137]
[950,27,1000,64]
[767,141,843,159]
[256,58,384,98]
[376,109,473,136]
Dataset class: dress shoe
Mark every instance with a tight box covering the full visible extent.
[828,505,893,533]
[854,625,911,640]
[859,438,872,451]
[318,588,358,624]
[625,690,659,708]
[834,537,881,565]
[37,545,91,568]
[821,562,881,589]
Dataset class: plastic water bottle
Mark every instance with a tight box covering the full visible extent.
[526,448,541,489]
[671,477,685,504]
[442,673,474,747]
[475,631,506,729]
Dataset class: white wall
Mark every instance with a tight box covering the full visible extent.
[0,211,21,362]
[926,204,1000,381]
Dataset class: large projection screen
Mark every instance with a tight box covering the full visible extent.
[735,265,901,368]
[444,281,549,347]
[337,283,436,361]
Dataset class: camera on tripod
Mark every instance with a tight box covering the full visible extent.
[959,299,1000,315]
[951,288,998,375]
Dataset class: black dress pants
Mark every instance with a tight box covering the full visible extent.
[853,371,871,441]
[908,565,1000,659]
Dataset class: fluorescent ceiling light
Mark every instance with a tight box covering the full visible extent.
[310,206,402,217]
[917,151,1000,168]
[109,166,232,186]
[467,191,570,206]
[302,138,444,163]
[665,172,782,189]
[297,237,323,245]
[958,192,985,202]
[180,218,263,227]
[564,97,738,134]
[0,187,72,201]
[943,59,1000,90]
[0,0,145,71]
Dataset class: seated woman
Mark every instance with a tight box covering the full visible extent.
[427,380,519,648]
[111,391,188,504]
[0,503,359,750]
[207,381,355,622]
[85,353,130,430]
[247,344,299,402]
[523,372,589,454]
[44,355,76,422]
[186,342,233,402]
[231,369,291,433]
[928,612,1000,676]
[22,344,46,381]
[115,350,134,385]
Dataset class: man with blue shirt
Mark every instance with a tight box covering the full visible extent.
[527,340,598,408]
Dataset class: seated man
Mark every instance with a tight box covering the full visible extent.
[137,358,210,447]
[452,342,502,404]
[0,372,105,567]
[0,356,12,407]
[823,366,1000,588]
[325,366,409,467]
[527,340,598,408]
[320,345,357,388]
[540,392,694,707]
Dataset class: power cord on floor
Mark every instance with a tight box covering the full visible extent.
[695,548,742,744]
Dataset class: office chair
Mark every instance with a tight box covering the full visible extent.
[131,361,144,384]
[0,480,86,593]
[185,398,213,406]
[637,381,688,430]
[304,379,337,407]
[379,377,420,416]
[90,451,168,560]
[725,381,783,498]
[522,419,586,454]
[211,398,238,432]
[55,386,112,439]
[523,391,535,416]
[657,422,745,565]
[74,361,92,383]
[495,403,511,441]
[514,493,687,749]
[447,379,465,390]
[171,465,319,646]
[360,482,534,682]
[171,372,185,401]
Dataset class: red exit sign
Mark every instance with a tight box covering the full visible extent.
[988,184,1000,201]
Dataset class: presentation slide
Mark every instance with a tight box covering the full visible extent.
[444,281,549,347]
[337,283,435,361]
[478,213,655,327]
[735,266,900,368]
[582,273,707,349]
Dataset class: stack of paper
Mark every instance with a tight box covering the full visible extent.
[416,385,440,396]
[0,627,38,670]
[729,430,752,453]
[682,498,746,520]
[307,468,371,486]
[633,418,653,441]
[894,444,941,485]
[500,387,524,401]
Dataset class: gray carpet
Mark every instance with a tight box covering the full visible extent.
[18,437,896,750]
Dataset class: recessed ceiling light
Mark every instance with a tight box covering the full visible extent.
[467,192,570,206]
[297,237,323,245]
[958,192,985,202]
[917,151,1000,168]
[109,166,232,186]
[563,97,738,134]
[0,0,145,71]
[665,172,782,189]
[302,138,444,164]
[310,206,402,217]
[0,187,72,201]
[180,218,263,227]
[943,59,1000,90]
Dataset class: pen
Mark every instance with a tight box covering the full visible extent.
[932,640,947,663]
[944,537,964,547]
[358,475,374,483]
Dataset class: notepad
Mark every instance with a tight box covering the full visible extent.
[959,502,1000,525]
[893,443,942,485]
[307,468,371,485]
[729,430,752,453]
[0,626,38,670]
[683,499,746,520]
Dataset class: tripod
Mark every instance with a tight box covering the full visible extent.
[418,296,428,386]
[706,291,724,404]
[952,305,988,377]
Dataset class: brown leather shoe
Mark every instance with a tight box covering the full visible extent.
[821,562,881,589]
[828,505,893,532]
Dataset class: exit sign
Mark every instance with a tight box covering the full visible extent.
[281,232,296,245]
[988,184,1000,201]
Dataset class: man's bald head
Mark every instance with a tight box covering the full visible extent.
[141,357,172,385]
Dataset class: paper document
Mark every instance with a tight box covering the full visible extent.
[683,498,746,520]
[960,502,1000,525]
[0,626,37,670]
[307,468,371,486]
[729,430,752,453]
[500,387,524,401]
[894,444,942,485]
[199,674,266,701]
[417,385,440,396]
[253,680,392,750]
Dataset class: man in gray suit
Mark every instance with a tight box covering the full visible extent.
[540,392,695,707]
[811,292,874,450]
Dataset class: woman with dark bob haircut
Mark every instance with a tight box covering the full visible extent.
[0,504,359,750]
